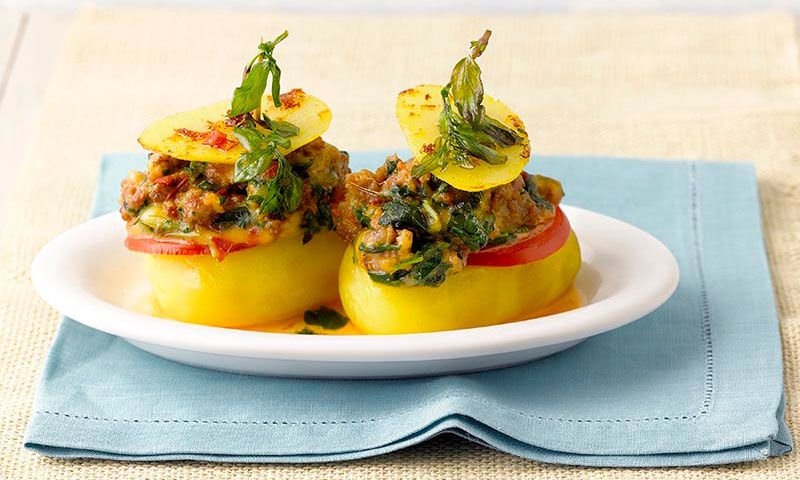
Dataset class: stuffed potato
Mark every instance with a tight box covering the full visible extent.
[333,30,580,334]
[120,34,349,328]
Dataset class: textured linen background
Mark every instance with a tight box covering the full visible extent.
[1,7,799,479]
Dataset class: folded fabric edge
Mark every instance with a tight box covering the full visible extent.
[24,412,789,466]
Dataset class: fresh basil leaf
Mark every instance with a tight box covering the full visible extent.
[230,62,270,117]
[265,131,292,149]
[263,115,299,138]
[269,62,282,108]
[450,56,483,124]
[232,125,267,151]
[283,167,303,213]
[254,156,303,218]
[233,148,274,183]
[230,32,289,115]
[303,306,348,330]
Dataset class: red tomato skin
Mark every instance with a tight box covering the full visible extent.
[467,208,572,267]
[124,236,251,259]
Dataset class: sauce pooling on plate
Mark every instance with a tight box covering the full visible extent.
[132,290,582,336]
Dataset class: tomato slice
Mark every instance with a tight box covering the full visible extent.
[467,208,571,267]
[124,236,252,260]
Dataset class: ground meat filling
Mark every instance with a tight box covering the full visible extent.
[333,156,563,287]
[120,138,349,246]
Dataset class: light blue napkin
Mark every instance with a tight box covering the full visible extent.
[25,151,792,466]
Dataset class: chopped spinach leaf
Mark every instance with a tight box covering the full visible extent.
[385,184,414,199]
[523,175,556,213]
[359,243,400,253]
[409,244,451,286]
[378,201,428,231]
[487,232,513,246]
[301,195,334,244]
[303,306,348,330]
[368,269,410,286]
[353,205,371,227]
[213,207,251,230]
[447,203,490,251]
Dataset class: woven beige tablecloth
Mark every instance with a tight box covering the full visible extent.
[1,8,798,479]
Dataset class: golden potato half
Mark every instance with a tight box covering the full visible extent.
[396,84,531,192]
[339,232,581,335]
[146,231,346,327]
[139,89,332,164]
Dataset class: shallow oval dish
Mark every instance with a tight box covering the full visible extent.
[31,206,679,379]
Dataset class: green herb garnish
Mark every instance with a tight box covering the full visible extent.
[247,155,303,219]
[412,30,523,177]
[230,31,288,117]
[262,113,300,138]
[303,306,348,330]
[231,122,295,183]
[226,34,306,224]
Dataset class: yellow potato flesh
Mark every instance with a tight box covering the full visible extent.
[138,90,332,164]
[146,231,345,327]
[339,232,581,334]
[396,84,531,191]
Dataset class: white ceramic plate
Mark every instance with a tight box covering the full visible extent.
[31,206,678,378]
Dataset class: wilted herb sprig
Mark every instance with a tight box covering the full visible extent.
[412,30,523,177]
[227,32,305,221]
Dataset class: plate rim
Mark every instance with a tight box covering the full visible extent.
[30,205,679,362]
